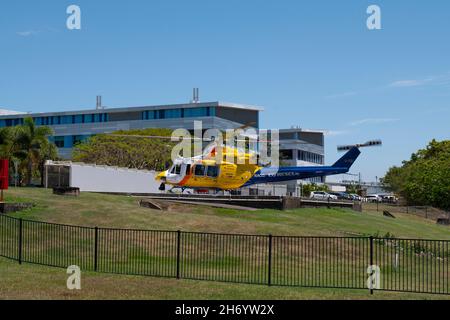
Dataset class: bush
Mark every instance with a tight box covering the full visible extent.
[382,140,450,210]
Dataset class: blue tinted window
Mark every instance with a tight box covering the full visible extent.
[94,113,107,122]
[53,116,61,125]
[184,107,208,118]
[157,110,165,119]
[165,109,181,118]
[7,118,24,126]
[73,115,83,124]
[60,116,71,124]
[84,114,93,123]
[64,136,73,148]
[142,111,155,120]
[72,135,90,145]
[52,136,65,148]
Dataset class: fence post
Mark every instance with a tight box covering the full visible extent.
[18,218,23,265]
[94,227,98,272]
[369,236,374,295]
[268,234,272,286]
[176,230,181,279]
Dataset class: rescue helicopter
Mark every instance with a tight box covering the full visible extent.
[155,139,382,192]
[111,129,381,192]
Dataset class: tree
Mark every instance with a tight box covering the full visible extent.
[0,119,57,186]
[382,139,450,210]
[346,184,361,195]
[14,118,54,186]
[302,183,329,197]
[72,128,176,171]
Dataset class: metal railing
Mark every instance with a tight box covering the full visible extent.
[0,215,448,295]
[363,202,450,221]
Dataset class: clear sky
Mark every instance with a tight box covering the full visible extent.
[0,0,449,182]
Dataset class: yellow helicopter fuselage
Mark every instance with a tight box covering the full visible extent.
[156,145,261,190]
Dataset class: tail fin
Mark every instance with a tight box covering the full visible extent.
[332,147,361,170]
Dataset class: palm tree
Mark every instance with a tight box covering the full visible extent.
[0,127,18,159]
[15,117,54,186]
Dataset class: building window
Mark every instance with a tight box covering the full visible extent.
[184,107,208,118]
[61,116,72,124]
[73,115,83,124]
[298,150,323,164]
[53,136,65,148]
[156,110,165,119]
[165,109,182,119]
[72,135,89,146]
[280,149,293,160]
[142,111,156,120]
[99,113,108,122]
[5,118,23,127]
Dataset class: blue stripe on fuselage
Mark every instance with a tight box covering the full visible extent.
[243,166,349,187]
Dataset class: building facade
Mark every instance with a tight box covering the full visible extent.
[278,128,326,192]
[0,100,325,193]
[0,101,261,159]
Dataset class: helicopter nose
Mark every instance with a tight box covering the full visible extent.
[156,171,168,181]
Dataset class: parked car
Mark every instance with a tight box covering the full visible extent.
[381,195,398,203]
[310,191,338,200]
[365,195,382,203]
[349,194,362,201]
[330,192,352,200]
[340,192,354,201]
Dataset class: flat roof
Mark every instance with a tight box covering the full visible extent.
[0,101,264,119]
[279,128,325,134]
[0,109,26,116]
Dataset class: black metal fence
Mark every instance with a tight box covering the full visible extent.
[363,202,450,222]
[0,215,449,295]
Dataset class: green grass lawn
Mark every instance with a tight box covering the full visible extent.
[1,187,449,300]
[1,257,448,300]
[5,187,450,239]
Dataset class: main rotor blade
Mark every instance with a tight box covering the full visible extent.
[337,140,382,151]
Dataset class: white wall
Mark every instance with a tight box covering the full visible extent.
[69,164,161,193]
[330,185,346,192]
[241,184,288,197]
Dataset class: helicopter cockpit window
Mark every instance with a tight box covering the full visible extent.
[206,166,219,178]
[171,164,182,175]
[194,165,206,176]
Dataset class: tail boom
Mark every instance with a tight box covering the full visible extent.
[243,147,361,186]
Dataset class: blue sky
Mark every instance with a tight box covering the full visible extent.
[0,0,449,182]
